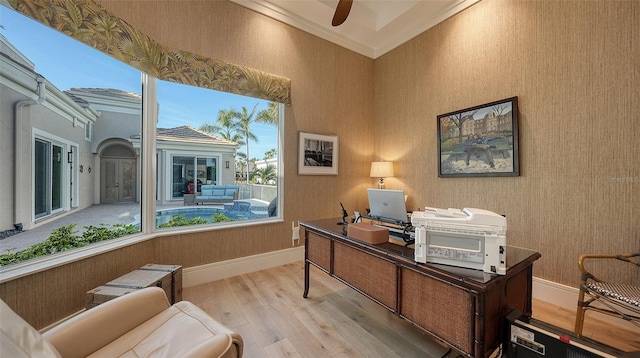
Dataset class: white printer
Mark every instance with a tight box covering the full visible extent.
[411,207,507,275]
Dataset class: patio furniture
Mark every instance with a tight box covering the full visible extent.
[183,193,196,206]
[196,184,239,204]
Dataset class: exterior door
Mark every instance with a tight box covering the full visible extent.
[101,158,136,203]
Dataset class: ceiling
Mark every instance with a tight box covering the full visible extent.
[230,0,481,59]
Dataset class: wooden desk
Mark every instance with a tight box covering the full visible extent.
[301,219,541,358]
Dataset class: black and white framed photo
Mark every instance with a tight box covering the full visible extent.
[298,132,338,175]
[437,97,519,177]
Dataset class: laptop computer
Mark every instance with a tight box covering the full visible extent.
[367,189,409,224]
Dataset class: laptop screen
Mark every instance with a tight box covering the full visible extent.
[367,189,408,224]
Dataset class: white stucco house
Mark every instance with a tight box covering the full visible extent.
[0,35,238,233]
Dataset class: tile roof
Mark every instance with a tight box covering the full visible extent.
[134,126,238,146]
[68,87,141,100]
[64,89,235,147]
[63,91,91,107]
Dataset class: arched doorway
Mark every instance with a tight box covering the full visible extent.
[100,144,137,203]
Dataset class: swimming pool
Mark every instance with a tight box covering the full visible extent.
[155,207,251,226]
[132,205,267,229]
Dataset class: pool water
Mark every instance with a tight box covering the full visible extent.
[155,207,250,226]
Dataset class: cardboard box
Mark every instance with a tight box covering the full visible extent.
[347,223,389,244]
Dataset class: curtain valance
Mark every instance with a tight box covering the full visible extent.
[8,0,291,105]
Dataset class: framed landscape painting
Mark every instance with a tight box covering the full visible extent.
[437,97,519,177]
[298,132,338,175]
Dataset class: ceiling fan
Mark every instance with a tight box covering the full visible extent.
[332,0,353,26]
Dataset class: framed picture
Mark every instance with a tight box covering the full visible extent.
[298,132,338,175]
[437,97,519,177]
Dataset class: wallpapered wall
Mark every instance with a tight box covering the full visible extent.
[374,0,639,286]
[1,0,638,329]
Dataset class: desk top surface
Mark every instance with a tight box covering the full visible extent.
[301,218,541,284]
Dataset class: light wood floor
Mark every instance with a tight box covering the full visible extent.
[183,262,640,357]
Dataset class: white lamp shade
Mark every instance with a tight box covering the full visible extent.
[370,161,394,178]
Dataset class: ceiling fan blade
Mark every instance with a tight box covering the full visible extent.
[332,0,353,26]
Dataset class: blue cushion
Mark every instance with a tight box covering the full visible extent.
[201,189,213,196]
[225,187,237,196]
[213,188,225,196]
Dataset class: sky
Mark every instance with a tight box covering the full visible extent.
[0,6,277,160]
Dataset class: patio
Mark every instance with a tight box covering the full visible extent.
[0,202,198,255]
[1,196,271,256]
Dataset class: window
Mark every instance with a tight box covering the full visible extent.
[0,7,142,266]
[153,79,282,229]
[0,6,284,267]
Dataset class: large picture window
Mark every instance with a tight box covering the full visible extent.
[0,5,284,268]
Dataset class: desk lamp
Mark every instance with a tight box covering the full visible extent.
[370,161,394,189]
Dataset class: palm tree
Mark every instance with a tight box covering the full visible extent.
[253,164,277,185]
[256,101,278,125]
[264,148,277,160]
[199,109,244,144]
[235,160,247,181]
[247,158,258,182]
[233,103,270,183]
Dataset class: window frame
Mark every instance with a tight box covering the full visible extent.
[0,9,286,282]
[1,76,285,283]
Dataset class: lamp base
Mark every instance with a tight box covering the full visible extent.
[378,178,385,189]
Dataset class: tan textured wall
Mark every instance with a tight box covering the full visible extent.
[374,0,639,287]
[0,242,155,327]
[0,0,374,329]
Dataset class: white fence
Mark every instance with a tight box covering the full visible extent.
[237,184,276,202]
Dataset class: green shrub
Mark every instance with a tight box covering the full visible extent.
[211,213,234,223]
[158,214,209,228]
[0,223,138,266]
[157,213,236,228]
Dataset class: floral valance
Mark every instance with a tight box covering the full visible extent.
[7,0,291,105]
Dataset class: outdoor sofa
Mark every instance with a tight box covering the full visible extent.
[196,184,239,204]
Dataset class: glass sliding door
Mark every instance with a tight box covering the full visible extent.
[34,139,48,218]
[171,156,219,198]
[197,157,217,190]
[51,145,63,211]
[34,139,64,218]
[172,156,192,198]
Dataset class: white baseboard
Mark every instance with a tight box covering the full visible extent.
[532,277,638,331]
[183,246,304,287]
[532,276,578,310]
